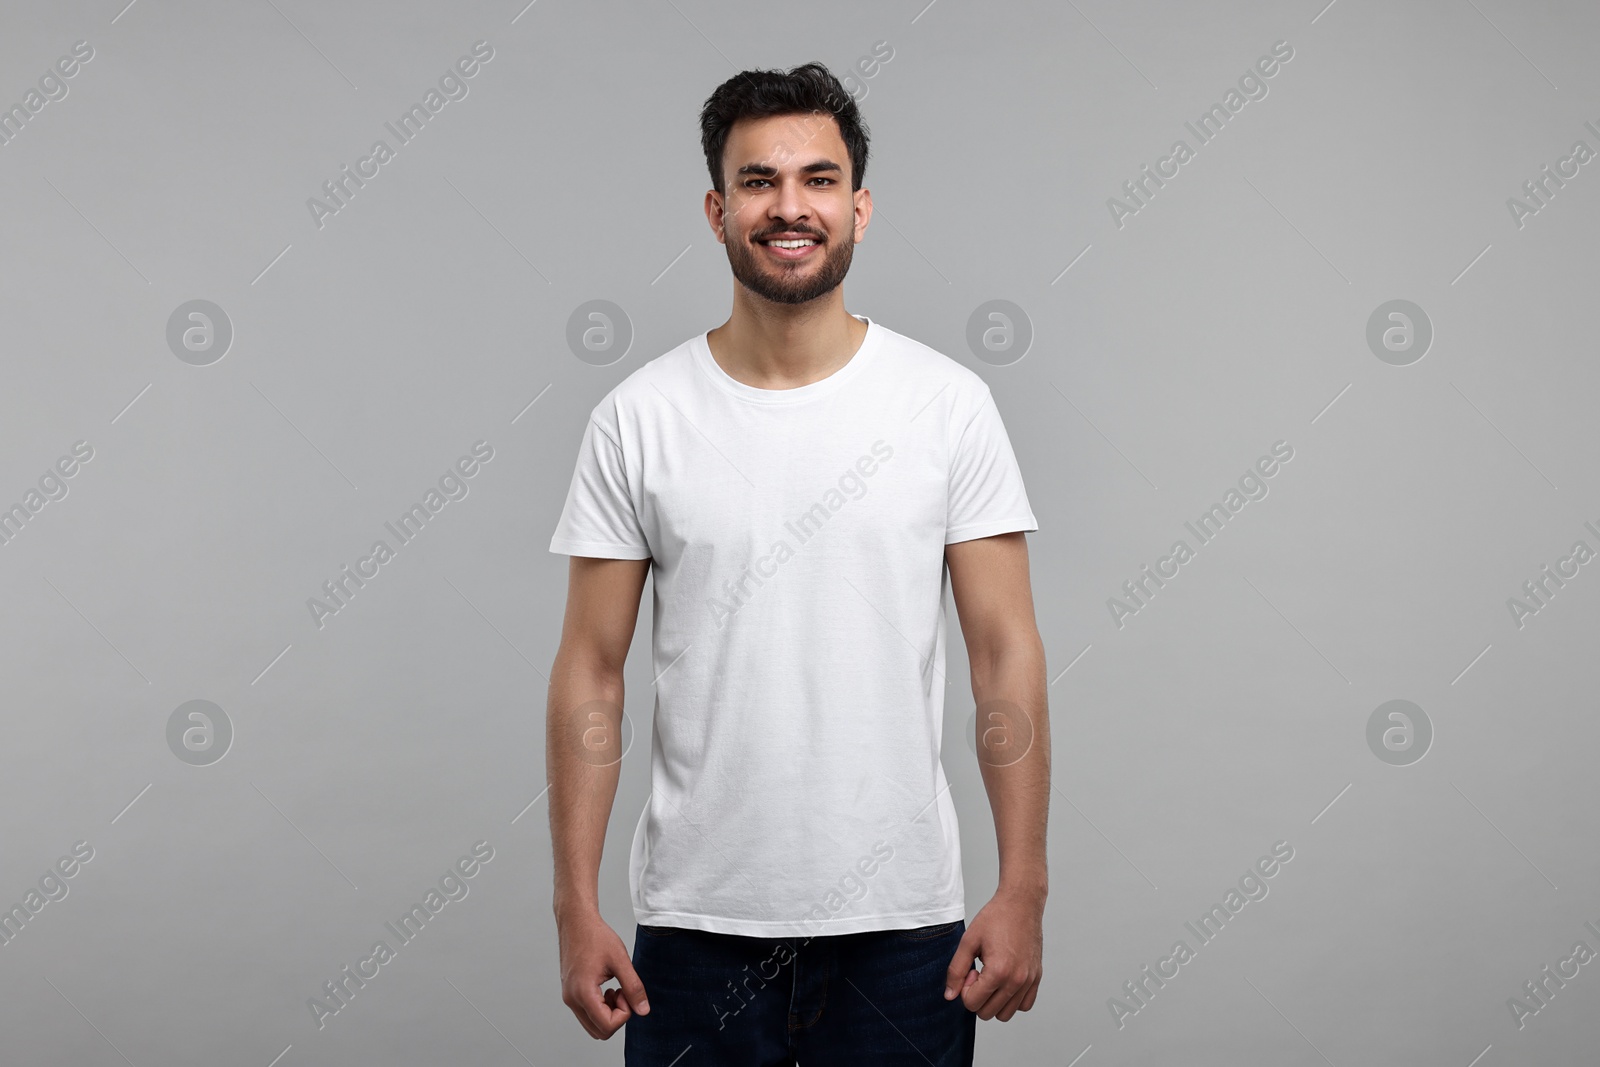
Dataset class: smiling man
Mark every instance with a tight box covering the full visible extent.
[546,62,1049,1066]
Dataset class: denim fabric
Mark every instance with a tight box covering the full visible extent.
[623,920,976,1066]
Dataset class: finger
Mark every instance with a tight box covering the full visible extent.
[614,954,652,1016]
[944,930,980,1000]
[603,987,633,1016]
[975,984,1016,1021]
[1018,977,1040,1013]
[564,981,607,1040]
[578,982,628,1037]
[567,996,603,1040]
[959,964,1002,1015]
[995,981,1031,1022]
[956,963,985,1012]
[597,1004,629,1038]
[966,969,1019,1019]
[601,988,634,1038]
[601,998,630,1036]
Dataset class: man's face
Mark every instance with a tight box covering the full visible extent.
[710,112,869,306]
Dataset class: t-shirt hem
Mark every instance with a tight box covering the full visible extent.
[632,904,967,938]
[945,515,1038,545]
[548,537,651,559]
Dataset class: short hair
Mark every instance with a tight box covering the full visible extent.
[699,62,870,196]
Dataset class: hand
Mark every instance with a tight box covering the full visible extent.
[943,886,1045,1020]
[557,909,650,1039]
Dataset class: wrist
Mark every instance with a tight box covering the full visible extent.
[552,891,601,924]
[998,871,1048,902]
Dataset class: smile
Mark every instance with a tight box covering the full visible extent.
[759,238,821,259]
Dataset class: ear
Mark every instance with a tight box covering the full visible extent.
[853,186,872,242]
[705,188,728,243]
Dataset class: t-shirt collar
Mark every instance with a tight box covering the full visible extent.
[692,314,882,405]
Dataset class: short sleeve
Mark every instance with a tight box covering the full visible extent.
[946,387,1039,545]
[548,416,652,559]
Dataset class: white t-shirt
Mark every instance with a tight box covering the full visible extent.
[548,313,1038,937]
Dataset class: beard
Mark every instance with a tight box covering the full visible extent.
[725,224,854,306]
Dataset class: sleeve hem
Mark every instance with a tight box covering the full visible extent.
[548,538,651,560]
[944,516,1038,546]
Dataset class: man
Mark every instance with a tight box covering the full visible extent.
[547,62,1048,1066]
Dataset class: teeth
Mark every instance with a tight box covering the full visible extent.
[766,239,816,248]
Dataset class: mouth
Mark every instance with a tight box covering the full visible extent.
[756,235,822,260]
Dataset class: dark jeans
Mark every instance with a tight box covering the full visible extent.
[623,919,975,1066]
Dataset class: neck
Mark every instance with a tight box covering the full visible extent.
[706,294,868,390]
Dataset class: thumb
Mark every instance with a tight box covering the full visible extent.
[944,927,979,1001]
[613,951,651,1016]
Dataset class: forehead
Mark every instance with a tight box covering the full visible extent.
[724,112,849,177]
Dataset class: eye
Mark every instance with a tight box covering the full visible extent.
[742,177,836,189]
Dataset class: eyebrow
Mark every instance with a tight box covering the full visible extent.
[735,160,843,179]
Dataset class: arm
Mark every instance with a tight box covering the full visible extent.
[549,554,652,1040]
[940,530,1049,1021]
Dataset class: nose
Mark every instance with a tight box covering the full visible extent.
[771,176,809,227]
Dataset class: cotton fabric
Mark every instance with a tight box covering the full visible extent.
[549,314,1037,937]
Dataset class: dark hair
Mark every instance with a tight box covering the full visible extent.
[699,62,870,196]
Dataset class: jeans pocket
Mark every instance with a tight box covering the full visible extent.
[638,924,680,938]
[893,920,961,941]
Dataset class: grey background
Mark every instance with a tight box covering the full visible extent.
[1,0,1595,1063]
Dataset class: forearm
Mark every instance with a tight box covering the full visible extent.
[547,653,626,921]
[971,637,1050,898]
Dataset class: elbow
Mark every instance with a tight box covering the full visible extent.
[969,630,1046,690]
